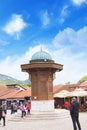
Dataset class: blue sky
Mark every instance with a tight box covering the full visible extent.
[0,0,87,85]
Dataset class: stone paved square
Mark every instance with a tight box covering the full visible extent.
[0,110,86,130]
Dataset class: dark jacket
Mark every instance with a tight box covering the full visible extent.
[70,101,80,117]
[0,107,2,118]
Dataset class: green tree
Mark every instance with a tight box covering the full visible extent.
[77,75,87,84]
[65,81,70,85]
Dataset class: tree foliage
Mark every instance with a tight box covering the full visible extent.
[65,81,70,85]
[77,75,87,84]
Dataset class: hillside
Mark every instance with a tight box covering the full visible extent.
[0,74,30,86]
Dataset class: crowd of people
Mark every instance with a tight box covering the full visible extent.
[0,98,86,129]
[55,98,87,112]
[0,100,31,126]
[10,101,31,118]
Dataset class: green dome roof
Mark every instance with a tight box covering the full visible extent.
[31,50,52,60]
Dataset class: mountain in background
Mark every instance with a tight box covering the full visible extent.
[0,74,30,86]
[0,73,87,86]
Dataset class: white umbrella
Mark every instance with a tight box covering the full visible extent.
[68,88,87,97]
[54,90,70,98]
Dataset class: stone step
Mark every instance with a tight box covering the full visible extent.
[7,109,70,122]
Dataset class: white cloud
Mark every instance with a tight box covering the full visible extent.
[0,45,42,81]
[0,27,87,85]
[59,5,69,24]
[53,27,87,49]
[52,27,87,84]
[61,5,68,17]
[40,10,50,27]
[71,0,87,6]
[2,14,27,39]
[52,50,87,85]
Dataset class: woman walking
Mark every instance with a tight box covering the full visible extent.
[21,102,26,118]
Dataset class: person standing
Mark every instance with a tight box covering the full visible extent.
[10,102,14,114]
[0,105,6,126]
[64,100,70,110]
[26,102,31,114]
[21,102,26,118]
[70,97,81,130]
[0,105,2,125]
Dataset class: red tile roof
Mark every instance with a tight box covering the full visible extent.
[79,80,87,86]
[0,82,87,100]
[0,90,20,99]
[12,88,31,99]
[79,80,87,91]
[0,86,18,97]
[53,84,79,94]
[0,85,31,99]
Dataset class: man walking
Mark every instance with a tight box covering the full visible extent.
[70,97,81,130]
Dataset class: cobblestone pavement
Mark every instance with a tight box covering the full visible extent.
[0,110,86,130]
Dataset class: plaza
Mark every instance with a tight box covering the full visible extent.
[0,109,86,130]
